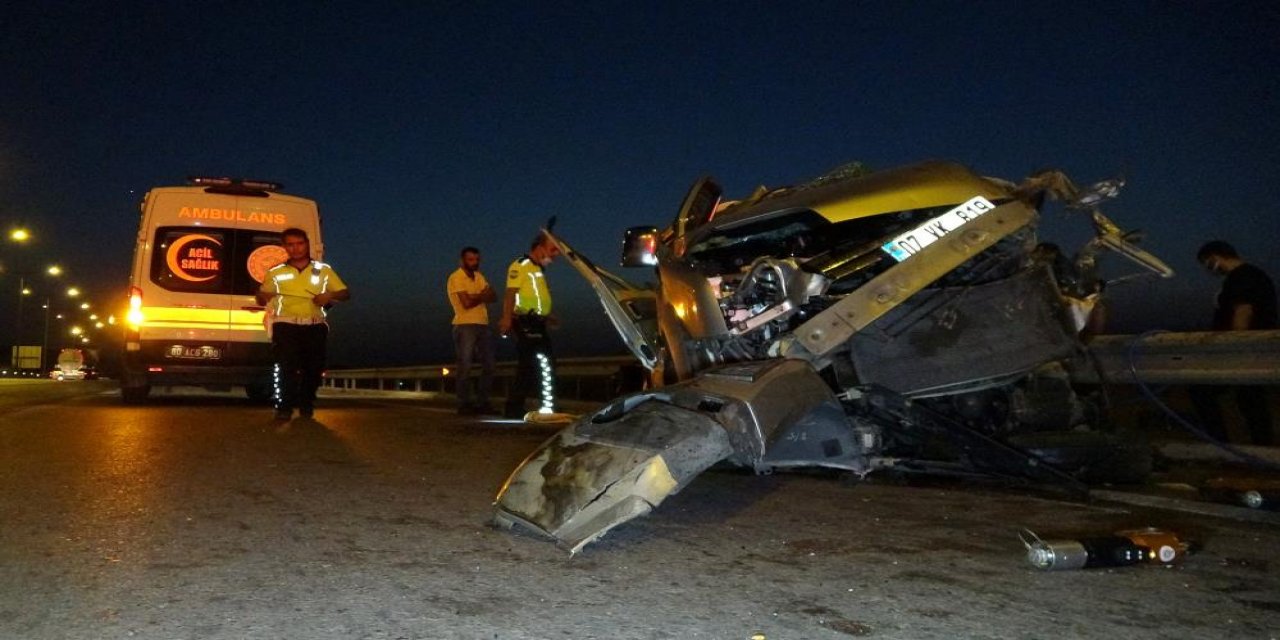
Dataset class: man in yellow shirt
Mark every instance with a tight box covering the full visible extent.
[447,246,496,414]
[499,234,559,418]
[256,228,350,421]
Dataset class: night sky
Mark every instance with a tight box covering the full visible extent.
[2,1,1277,367]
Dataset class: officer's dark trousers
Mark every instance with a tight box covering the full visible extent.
[1189,384,1274,446]
[272,323,328,412]
[505,315,555,416]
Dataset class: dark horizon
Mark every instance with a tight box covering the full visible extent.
[2,2,1277,367]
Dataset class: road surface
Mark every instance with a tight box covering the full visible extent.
[0,381,1277,639]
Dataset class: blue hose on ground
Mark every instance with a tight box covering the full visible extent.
[1125,330,1280,471]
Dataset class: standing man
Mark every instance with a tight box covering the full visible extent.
[447,246,496,414]
[1191,241,1276,445]
[256,228,350,421]
[500,234,560,419]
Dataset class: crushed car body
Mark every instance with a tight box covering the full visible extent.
[494,160,1173,553]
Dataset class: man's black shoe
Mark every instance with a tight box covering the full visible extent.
[273,409,292,422]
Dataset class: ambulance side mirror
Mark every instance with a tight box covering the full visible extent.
[621,226,660,268]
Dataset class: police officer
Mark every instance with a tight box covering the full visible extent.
[500,234,559,419]
[256,228,350,421]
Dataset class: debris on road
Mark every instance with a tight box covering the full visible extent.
[521,410,580,426]
[1203,476,1279,511]
[1021,527,1190,571]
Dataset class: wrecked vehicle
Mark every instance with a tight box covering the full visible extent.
[493,160,1173,553]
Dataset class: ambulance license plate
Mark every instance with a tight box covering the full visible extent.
[166,345,222,360]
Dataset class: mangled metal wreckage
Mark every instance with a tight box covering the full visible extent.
[493,160,1173,553]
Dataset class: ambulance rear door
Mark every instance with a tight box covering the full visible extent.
[141,190,238,363]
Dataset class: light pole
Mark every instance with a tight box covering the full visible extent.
[41,298,50,373]
[37,286,86,372]
[15,276,26,368]
[4,229,32,369]
[13,265,62,370]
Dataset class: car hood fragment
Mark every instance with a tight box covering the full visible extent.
[494,359,859,553]
[493,399,733,554]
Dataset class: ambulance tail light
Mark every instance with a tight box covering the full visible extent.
[126,286,145,328]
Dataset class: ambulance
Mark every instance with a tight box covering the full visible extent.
[120,177,324,403]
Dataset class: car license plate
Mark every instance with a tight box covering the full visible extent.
[881,196,997,262]
[166,345,222,360]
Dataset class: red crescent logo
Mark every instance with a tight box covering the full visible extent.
[166,234,222,282]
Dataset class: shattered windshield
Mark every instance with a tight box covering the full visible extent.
[686,211,827,271]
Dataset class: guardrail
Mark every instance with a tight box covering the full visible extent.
[323,330,1280,401]
[323,355,637,402]
[1069,330,1280,385]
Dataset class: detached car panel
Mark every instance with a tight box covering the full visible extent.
[494,359,861,554]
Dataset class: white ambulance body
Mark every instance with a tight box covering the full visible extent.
[121,178,323,402]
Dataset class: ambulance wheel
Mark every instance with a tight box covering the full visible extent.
[121,384,150,404]
[1007,430,1152,486]
[245,383,274,404]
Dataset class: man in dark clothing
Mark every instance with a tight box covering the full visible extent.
[1190,241,1276,445]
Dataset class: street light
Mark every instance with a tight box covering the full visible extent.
[70,326,82,336]
[41,298,52,372]
[4,235,41,367]
[13,265,62,369]
[14,278,31,369]
[66,287,80,297]
[79,302,90,310]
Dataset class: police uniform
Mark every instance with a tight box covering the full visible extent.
[261,260,347,416]
[504,255,555,417]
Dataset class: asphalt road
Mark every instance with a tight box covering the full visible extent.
[1,382,1277,639]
